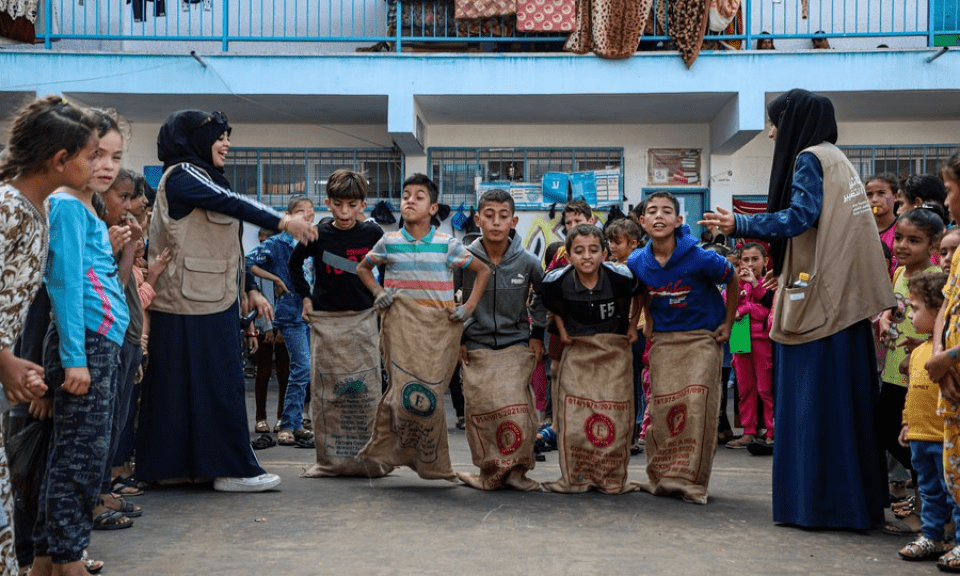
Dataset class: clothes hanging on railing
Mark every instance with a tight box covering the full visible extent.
[654,0,710,67]
[181,0,211,12]
[128,0,166,22]
[564,0,650,58]
[455,0,515,19]
[0,0,37,42]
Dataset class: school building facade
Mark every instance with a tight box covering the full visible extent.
[1,0,959,252]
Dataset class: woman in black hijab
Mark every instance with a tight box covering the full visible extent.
[136,110,316,492]
[701,89,893,529]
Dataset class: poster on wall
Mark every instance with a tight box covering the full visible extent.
[647,149,701,186]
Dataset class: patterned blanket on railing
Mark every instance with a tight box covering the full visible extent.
[564,0,651,58]
[455,0,516,19]
[0,0,36,42]
[388,0,517,38]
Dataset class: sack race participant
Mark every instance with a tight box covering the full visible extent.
[540,224,645,494]
[302,308,393,478]
[640,330,723,504]
[359,297,464,481]
[458,347,540,490]
[543,333,639,494]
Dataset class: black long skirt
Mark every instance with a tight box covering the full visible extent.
[136,302,264,481]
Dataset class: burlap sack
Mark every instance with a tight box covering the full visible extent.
[457,346,540,491]
[543,333,638,494]
[301,308,394,478]
[358,297,463,481]
[638,329,722,505]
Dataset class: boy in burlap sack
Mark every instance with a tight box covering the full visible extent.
[541,224,645,494]
[288,169,393,478]
[357,174,491,481]
[455,189,548,491]
[627,191,738,505]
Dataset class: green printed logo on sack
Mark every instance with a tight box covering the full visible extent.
[585,414,615,448]
[334,378,367,397]
[401,382,437,417]
[496,421,523,455]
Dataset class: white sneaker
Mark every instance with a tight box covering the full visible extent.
[213,473,281,492]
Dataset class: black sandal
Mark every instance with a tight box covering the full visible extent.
[92,509,133,530]
[251,434,276,450]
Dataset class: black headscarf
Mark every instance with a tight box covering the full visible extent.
[157,110,232,189]
[765,89,838,274]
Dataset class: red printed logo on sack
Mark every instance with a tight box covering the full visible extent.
[496,421,523,455]
[667,404,687,437]
[585,414,615,448]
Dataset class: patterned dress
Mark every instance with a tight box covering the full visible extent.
[0,182,49,575]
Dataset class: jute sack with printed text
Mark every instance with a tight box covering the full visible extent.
[302,308,394,478]
[358,297,462,481]
[543,333,638,494]
[457,346,540,491]
[639,329,722,504]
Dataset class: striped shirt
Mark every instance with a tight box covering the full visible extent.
[365,226,473,309]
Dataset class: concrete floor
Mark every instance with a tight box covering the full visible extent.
[90,385,934,576]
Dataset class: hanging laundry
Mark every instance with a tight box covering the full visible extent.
[128,0,166,22]
[564,0,651,59]
[455,0,516,19]
[0,0,37,43]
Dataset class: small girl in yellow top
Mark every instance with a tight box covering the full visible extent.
[897,272,957,561]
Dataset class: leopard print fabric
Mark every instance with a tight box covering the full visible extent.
[0,434,19,576]
[655,0,709,67]
[565,0,651,58]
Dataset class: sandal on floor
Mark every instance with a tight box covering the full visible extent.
[255,420,270,434]
[295,437,315,449]
[940,545,960,572]
[301,417,313,431]
[111,476,144,497]
[893,495,917,519]
[884,512,922,535]
[92,509,133,530]
[104,497,142,518]
[82,550,104,574]
[294,428,314,441]
[251,434,276,450]
[899,536,949,561]
[277,430,296,446]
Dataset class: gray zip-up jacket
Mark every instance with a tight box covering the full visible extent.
[458,231,548,350]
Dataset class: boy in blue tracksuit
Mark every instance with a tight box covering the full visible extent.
[627,190,737,504]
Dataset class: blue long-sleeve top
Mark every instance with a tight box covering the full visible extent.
[734,153,824,240]
[45,193,130,367]
[245,232,311,327]
[165,164,282,227]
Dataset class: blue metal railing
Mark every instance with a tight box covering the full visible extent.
[37,0,959,51]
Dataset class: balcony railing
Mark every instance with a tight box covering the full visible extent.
[35,0,959,51]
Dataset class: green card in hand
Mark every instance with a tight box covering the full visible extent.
[730,314,752,354]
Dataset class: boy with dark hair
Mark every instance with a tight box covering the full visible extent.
[356,173,490,481]
[456,188,548,490]
[289,169,395,476]
[246,194,316,447]
[628,190,738,504]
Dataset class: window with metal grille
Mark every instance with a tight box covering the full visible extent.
[428,147,624,208]
[839,144,958,182]
[225,148,405,210]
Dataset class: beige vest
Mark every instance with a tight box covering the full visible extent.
[148,163,243,315]
[769,143,896,344]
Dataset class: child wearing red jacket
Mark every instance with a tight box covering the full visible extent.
[727,243,775,450]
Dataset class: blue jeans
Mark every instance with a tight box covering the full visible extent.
[911,439,960,541]
[35,328,120,564]
[277,321,310,432]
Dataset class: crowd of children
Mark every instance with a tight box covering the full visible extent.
[3,92,960,573]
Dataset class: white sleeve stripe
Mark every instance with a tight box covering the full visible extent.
[180,164,281,217]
